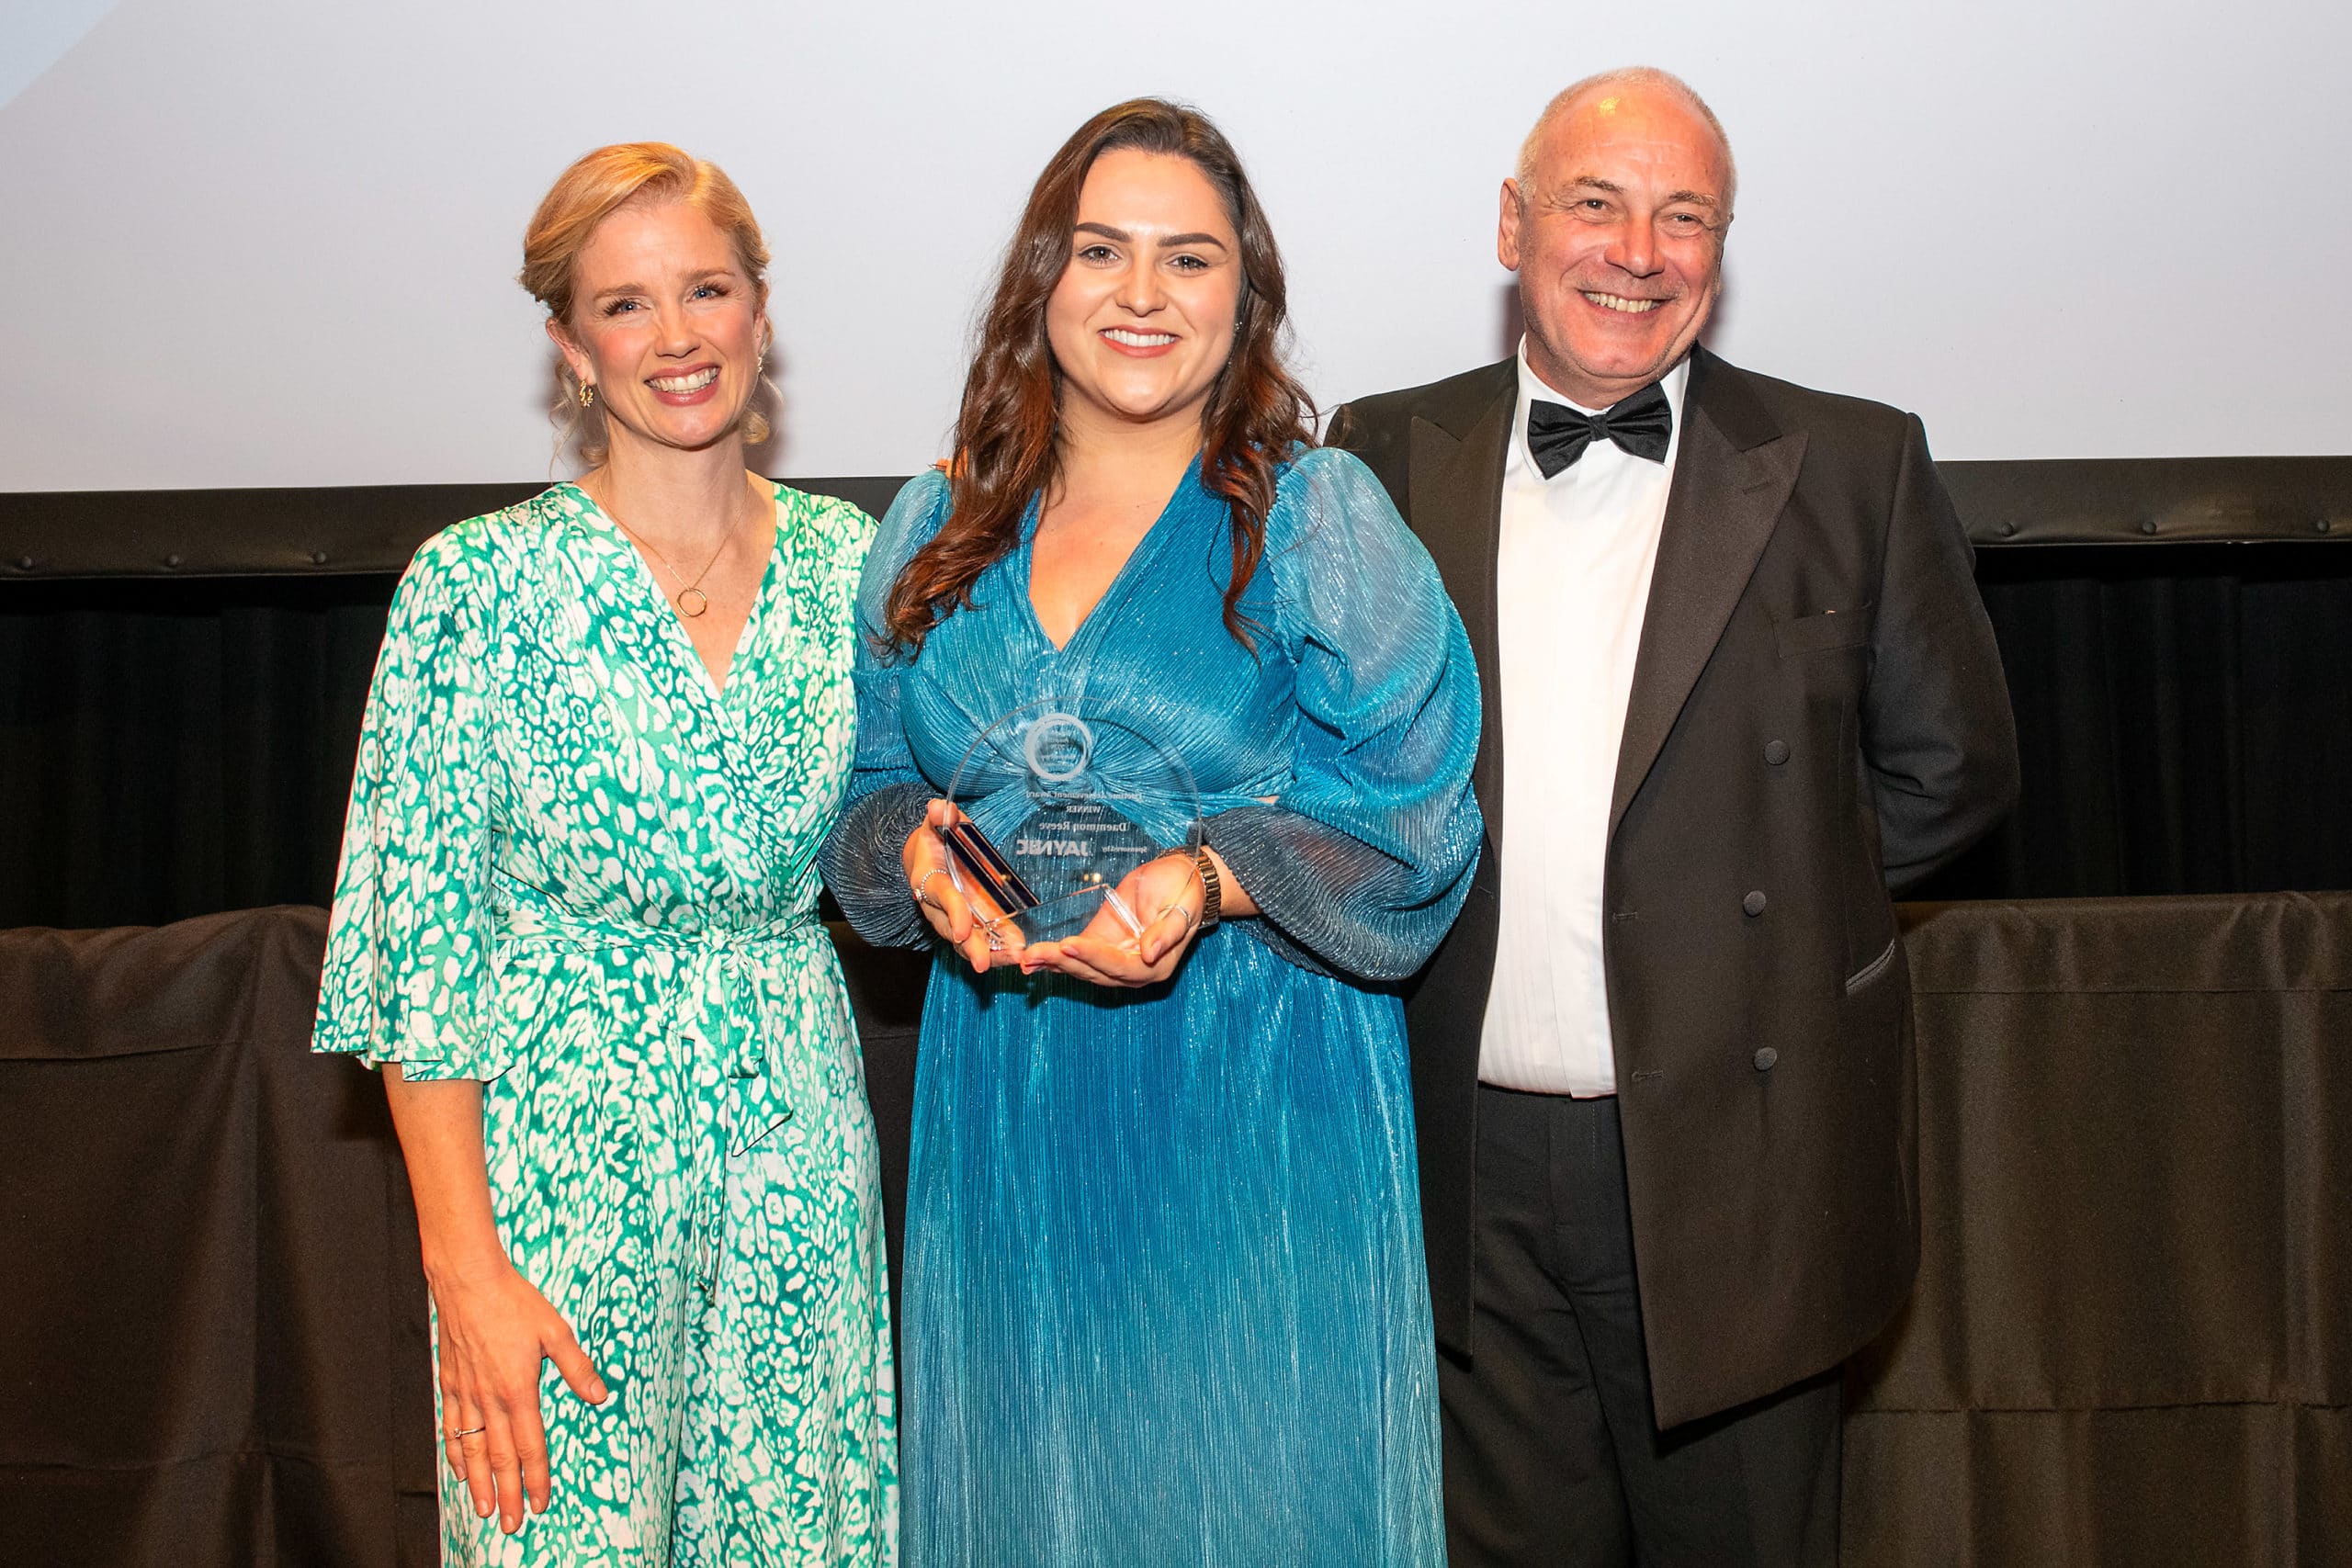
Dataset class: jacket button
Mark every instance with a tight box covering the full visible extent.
[1742,890,1768,917]
[1764,739,1790,765]
[1754,1046,1780,1071]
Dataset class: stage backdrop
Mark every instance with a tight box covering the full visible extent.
[1,0,2346,493]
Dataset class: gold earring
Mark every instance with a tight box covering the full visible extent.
[577,382,597,409]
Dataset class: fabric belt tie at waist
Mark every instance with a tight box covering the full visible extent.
[493,873,823,1079]
[492,875,824,1303]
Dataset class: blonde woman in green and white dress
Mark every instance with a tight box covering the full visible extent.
[311,143,896,1566]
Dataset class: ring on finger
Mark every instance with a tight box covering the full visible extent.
[452,1424,487,1438]
[985,923,1008,953]
[914,866,950,911]
[1155,900,1199,937]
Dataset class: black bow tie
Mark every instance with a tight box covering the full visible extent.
[1526,381,1674,476]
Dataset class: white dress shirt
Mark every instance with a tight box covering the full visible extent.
[1477,344,1690,1096]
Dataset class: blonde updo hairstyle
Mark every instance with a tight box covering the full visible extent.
[520,142,775,463]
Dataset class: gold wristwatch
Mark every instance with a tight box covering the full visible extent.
[1194,847,1223,931]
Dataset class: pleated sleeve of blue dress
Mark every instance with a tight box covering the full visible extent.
[820,468,956,951]
[311,529,506,1079]
[1209,447,1483,980]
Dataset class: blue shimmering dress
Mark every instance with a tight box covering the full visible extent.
[821,448,1479,1565]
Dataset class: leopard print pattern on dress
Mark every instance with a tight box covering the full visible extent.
[314,481,896,1565]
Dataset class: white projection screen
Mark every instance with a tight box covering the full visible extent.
[0,0,2344,491]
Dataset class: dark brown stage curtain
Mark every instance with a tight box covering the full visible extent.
[0,908,435,1567]
[1845,892,2352,1565]
[3,897,2346,1565]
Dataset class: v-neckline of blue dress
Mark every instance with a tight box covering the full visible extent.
[1013,456,1210,662]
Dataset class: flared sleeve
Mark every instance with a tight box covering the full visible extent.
[818,470,951,951]
[311,525,506,1079]
[1207,447,1483,982]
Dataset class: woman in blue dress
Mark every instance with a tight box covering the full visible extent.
[820,99,1479,1564]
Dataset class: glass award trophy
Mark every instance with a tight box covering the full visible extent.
[944,696,1204,947]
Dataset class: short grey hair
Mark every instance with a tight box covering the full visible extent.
[1514,66,1737,215]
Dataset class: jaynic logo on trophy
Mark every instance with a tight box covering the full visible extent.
[1017,836,1094,858]
[943,696,1204,946]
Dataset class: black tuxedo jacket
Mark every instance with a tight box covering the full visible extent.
[1329,348,2018,1427]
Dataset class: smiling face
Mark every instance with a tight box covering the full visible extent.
[548,197,767,458]
[1500,83,1732,407]
[1044,148,1244,439]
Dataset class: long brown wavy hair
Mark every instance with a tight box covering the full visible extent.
[880,99,1314,657]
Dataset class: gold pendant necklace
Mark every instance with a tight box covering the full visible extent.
[593,491,732,618]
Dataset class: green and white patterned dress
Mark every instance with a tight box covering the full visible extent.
[313,481,897,1566]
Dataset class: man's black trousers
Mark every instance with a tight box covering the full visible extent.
[1439,1083,1842,1567]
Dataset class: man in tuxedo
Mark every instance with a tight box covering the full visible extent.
[1328,67,2018,1566]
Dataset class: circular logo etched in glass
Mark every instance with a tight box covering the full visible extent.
[1021,713,1093,785]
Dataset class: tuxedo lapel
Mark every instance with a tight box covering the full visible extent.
[1408,365,1515,836]
[1610,352,1807,839]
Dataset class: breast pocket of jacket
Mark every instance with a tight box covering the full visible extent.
[1774,604,1875,660]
